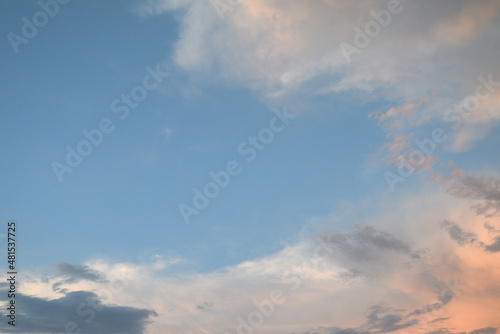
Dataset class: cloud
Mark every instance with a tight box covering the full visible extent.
[444,174,500,217]
[434,0,500,45]
[448,88,500,152]
[484,236,500,253]
[328,329,372,334]
[136,0,500,197]
[484,222,500,234]
[318,303,416,334]
[137,0,500,101]
[406,278,468,320]
[196,301,214,311]
[429,317,452,324]
[9,190,500,334]
[52,261,108,292]
[162,127,172,139]
[421,326,497,334]
[424,330,463,334]
[440,220,479,246]
[93,1,500,333]
[0,290,157,334]
[469,328,498,334]
[430,168,500,221]
[55,261,107,282]
[365,304,416,333]
[318,225,411,259]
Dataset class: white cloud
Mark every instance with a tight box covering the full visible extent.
[136,0,500,158]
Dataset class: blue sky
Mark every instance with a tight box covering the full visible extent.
[1,1,500,334]
[0,0,386,270]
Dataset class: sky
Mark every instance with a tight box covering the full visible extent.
[0,0,499,333]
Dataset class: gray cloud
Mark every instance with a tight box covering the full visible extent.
[408,280,462,317]
[469,328,498,334]
[484,222,500,234]
[316,303,417,334]
[196,301,213,311]
[408,302,443,317]
[338,268,364,284]
[456,190,500,253]
[52,261,108,291]
[485,236,500,253]
[366,304,416,333]
[437,288,455,305]
[55,261,107,283]
[329,329,372,334]
[429,317,452,324]
[322,315,495,334]
[440,220,478,246]
[446,175,500,217]
[410,248,428,260]
[421,326,496,334]
[424,330,464,334]
[318,225,411,262]
[0,290,157,334]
